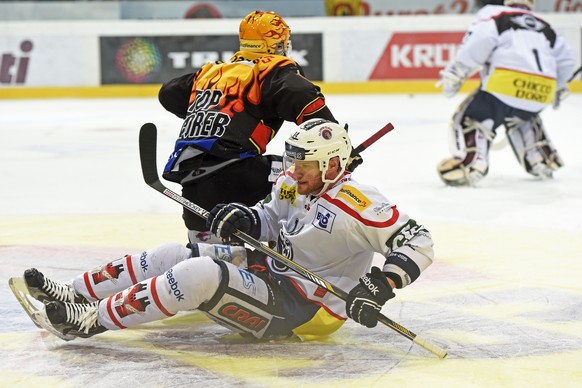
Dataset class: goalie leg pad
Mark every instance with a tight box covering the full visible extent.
[439,114,493,186]
[448,91,477,158]
[438,91,511,186]
[437,157,488,186]
[505,115,563,178]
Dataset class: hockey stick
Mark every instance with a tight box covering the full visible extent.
[568,65,581,82]
[350,122,394,157]
[139,123,447,359]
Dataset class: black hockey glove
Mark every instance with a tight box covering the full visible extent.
[207,203,260,240]
[342,123,363,173]
[346,267,395,328]
[346,153,363,172]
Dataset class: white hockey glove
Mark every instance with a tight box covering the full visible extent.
[437,63,468,98]
[552,86,569,110]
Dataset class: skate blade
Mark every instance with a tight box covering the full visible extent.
[8,277,76,341]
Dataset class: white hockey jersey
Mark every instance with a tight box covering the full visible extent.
[455,5,575,112]
[254,169,434,337]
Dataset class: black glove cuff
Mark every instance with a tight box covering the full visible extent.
[360,267,395,305]
[248,208,261,240]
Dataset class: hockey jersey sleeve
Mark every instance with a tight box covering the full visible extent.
[378,211,434,289]
[552,36,576,87]
[346,188,434,289]
[255,174,434,290]
[455,16,498,72]
[262,64,336,125]
[158,72,197,119]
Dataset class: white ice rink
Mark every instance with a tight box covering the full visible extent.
[1,93,581,387]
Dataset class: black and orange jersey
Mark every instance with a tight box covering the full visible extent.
[159,50,336,178]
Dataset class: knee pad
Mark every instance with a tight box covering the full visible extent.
[157,256,222,313]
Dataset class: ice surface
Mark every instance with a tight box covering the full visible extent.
[1,93,581,387]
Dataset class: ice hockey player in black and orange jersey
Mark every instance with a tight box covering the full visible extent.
[158,10,337,244]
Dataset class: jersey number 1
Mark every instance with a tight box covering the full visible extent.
[532,49,543,72]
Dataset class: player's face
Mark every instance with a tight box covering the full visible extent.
[292,160,324,195]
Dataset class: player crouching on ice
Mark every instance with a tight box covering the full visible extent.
[19,119,434,340]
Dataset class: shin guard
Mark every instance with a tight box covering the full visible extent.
[73,242,193,301]
[98,256,221,330]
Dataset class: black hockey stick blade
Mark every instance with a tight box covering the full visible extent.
[351,122,394,157]
[139,123,167,193]
[139,123,212,218]
[138,122,447,358]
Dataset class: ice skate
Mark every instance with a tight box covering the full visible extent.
[24,268,88,304]
[45,301,107,338]
[530,162,554,179]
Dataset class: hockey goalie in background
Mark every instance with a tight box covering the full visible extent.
[17,120,433,341]
[436,0,576,186]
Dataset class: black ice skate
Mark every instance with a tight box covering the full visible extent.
[46,301,107,338]
[24,268,89,304]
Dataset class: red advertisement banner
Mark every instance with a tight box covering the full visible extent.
[370,32,465,80]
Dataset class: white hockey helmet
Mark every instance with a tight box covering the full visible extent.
[504,0,534,9]
[284,119,352,183]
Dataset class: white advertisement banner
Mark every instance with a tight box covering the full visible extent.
[0,35,97,88]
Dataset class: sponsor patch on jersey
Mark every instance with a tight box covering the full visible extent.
[279,182,297,206]
[313,204,336,233]
[336,185,371,212]
[268,160,283,182]
[485,68,556,104]
[373,202,394,215]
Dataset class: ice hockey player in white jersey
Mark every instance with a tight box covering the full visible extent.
[436,0,576,186]
[20,119,434,340]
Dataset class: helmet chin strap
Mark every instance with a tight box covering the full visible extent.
[311,167,345,197]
